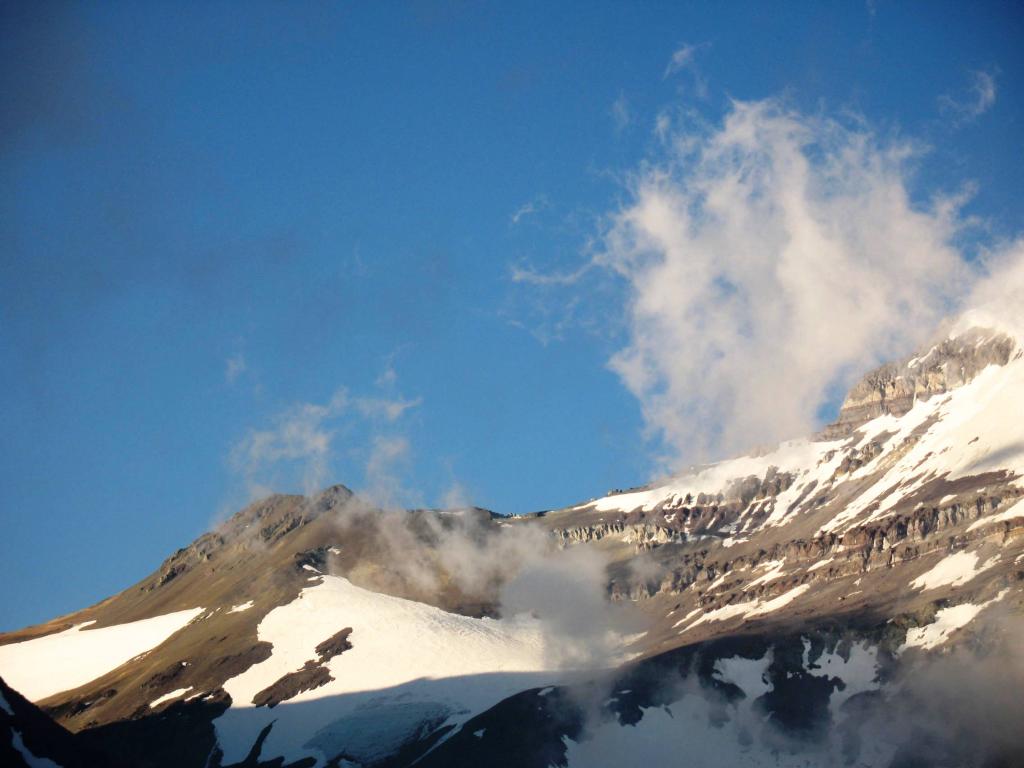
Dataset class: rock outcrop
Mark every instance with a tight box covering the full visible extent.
[824,328,1015,438]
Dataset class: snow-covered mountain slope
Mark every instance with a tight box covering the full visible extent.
[0,311,1022,767]
[0,609,204,702]
[212,574,561,766]
[535,314,1024,658]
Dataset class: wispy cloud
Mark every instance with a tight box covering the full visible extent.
[355,394,422,422]
[611,91,632,133]
[224,353,247,384]
[940,68,998,124]
[663,42,710,98]
[510,196,547,225]
[509,261,592,287]
[663,43,699,78]
[599,99,976,467]
[229,383,421,499]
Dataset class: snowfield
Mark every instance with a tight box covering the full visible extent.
[901,590,1009,651]
[909,550,1000,592]
[214,575,567,766]
[675,583,811,633]
[0,608,204,701]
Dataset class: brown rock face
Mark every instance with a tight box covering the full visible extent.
[314,627,353,662]
[251,662,333,708]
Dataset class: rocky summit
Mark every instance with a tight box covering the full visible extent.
[2,309,1023,768]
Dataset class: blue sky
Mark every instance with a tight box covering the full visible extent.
[2,1,1022,630]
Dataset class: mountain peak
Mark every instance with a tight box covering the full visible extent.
[824,319,1017,439]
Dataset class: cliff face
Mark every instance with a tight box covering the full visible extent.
[823,327,1016,438]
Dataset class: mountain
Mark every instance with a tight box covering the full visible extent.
[1,310,1023,768]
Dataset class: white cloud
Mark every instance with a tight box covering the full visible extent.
[230,385,421,498]
[960,239,1024,338]
[225,353,247,384]
[362,434,413,508]
[664,43,700,78]
[355,395,422,422]
[940,69,997,123]
[509,261,591,287]
[598,98,977,467]
[663,42,710,97]
[654,111,672,141]
[611,91,632,133]
[510,196,547,225]
[230,389,349,497]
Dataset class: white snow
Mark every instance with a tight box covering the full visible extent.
[901,590,1009,651]
[578,312,1024,546]
[10,729,62,768]
[713,652,772,700]
[473,728,486,738]
[746,584,811,617]
[744,560,786,590]
[0,608,203,702]
[228,601,255,613]
[679,584,810,632]
[909,550,999,591]
[587,437,845,522]
[214,575,568,766]
[567,638,894,768]
[149,687,193,708]
[0,690,14,715]
[705,572,730,592]
[822,348,1024,534]
[809,640,880,714]
[968,498,1024,531]
[672,606,702,629]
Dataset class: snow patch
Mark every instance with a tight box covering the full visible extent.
[713,652,771,699]
[745,560,786,590]
[10,729,62,768]
[0,608,204,701]
[150,687,193,708]
[228,601,254,614]
[588,437,845,520]
[909,550,999,592]
[967,498,1024,531]
[680,584,810,632]
[807,557,834,572]
[901,590,1009,651]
